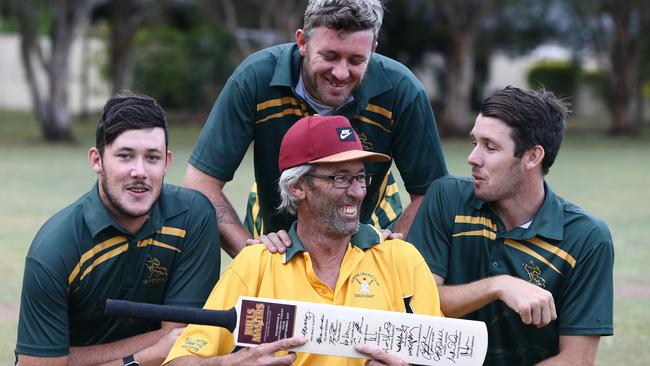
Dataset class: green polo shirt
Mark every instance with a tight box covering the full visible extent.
[16,183,221,357]
[189,43,447,234]
[408,176,614,366]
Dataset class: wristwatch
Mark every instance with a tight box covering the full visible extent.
[123,355,140,366]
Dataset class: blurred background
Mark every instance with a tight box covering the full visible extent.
[0,0,649,364]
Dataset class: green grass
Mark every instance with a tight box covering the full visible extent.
[1,110,649,364]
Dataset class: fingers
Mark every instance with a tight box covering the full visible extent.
[380,229,404,241]
[355,344,407,366]
[252,230,292,253]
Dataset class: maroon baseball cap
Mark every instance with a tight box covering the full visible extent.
[278,115,390,173]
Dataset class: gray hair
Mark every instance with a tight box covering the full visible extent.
[277,164,313,215]
[303,0,384,42]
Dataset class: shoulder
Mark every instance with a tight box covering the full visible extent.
[559,197,613,245]
[162,184,215,213]
[370,53,425,91]
[29,195,86,256]
[231,43,294,80]
[372,239,426,264]
[424,175,474,201]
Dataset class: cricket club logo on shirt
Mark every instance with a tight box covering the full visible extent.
[352,272,380,298]
[336,127,356,142]
[523,260,546,288]
[143,255,168,285]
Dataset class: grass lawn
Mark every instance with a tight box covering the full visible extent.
[1,110,649,364]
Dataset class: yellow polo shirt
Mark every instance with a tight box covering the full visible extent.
[164,223,442,365]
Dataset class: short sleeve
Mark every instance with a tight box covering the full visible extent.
[163,195,222,308]
[558,226,614,336]
[16,257,70,356]
[391,89,448,195]
[189,76,256,182]
[407,177,456,278]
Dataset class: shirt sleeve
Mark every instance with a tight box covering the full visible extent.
[163,194,222,308]
[394,241,443,317]
[164,247,263,364]
[557,225,614,336]
[188,76,256,182]
[407,177,456,278]
[16,257,70,356]
[391,88,448,195]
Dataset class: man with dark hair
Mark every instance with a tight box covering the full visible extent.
[15,94,221,366]
[184,0,447,257]
[165,115,442,366]
[408,86,614,365]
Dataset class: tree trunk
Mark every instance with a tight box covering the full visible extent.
[441,31,475,136]
[16,0,95,142]
[110,0,141,94]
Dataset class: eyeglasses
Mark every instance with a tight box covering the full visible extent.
[307,173,373,188]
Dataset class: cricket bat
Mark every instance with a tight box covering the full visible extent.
[105,296,487,366]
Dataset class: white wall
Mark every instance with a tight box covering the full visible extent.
[0,33,110,113]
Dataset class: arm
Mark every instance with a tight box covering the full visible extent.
[166,336,306,366]
[184,164,250,257]
[535,335,600,366]
[392,194,423,238]
[17,322,184,366]
[435,273,557,327]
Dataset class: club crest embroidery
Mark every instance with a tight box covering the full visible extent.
[523,260,546,288]
[143,255,168,285]
[352,272,380,298]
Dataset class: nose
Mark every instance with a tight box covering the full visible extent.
[331,60,350,81]
[467,146,481,167]
[346,178,366,200]
[130,157,147,178]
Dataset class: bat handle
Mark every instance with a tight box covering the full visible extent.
[105,299,238,333]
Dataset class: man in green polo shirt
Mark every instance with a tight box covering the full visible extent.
[15,95,221,366]
[408,86,614,365]
[184,0,447,257]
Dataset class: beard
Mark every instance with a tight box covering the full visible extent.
[100,173,154,219]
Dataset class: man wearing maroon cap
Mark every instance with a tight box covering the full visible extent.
[164,115,443,366]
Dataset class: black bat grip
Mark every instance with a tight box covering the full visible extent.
[105,299,238,333]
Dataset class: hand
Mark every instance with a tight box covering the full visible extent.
[246,230,292,253]
[137,327,185,365]
[380,229,403,240]
[354,344,408,366]
[496,275,557,328]
[224,336,307,366]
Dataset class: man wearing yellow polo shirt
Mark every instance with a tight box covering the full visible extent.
[164,115,443,365]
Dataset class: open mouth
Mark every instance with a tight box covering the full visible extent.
[126,184,151,194]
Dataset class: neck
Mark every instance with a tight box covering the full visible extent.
[493,178,545,231]
[296,220,351,289]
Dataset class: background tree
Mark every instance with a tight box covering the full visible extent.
[16,0,97,142]
[566,0,650,134]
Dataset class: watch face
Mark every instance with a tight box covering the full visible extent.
[123,355,140,366]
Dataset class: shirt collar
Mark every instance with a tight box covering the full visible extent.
[470,181,564,241]
[83,182,187,239]
[270,44,393,106]
[283,221,384,263]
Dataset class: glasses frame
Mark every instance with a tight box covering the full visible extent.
[306,172,373,188]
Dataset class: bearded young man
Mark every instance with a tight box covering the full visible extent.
[408,87,614,365]
[15,95,221,366]
[165,115,442,366]
[183,0,447,257]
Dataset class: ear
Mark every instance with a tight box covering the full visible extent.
[88,147,103,174]
[164,150,173,176]
[296,29,307,56]
[372,40,378,53]
[524,145,545,171]
[288,179,307,202]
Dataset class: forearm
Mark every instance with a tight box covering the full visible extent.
[535,335,600,366]
[184,164,250,257]
[393,194,423,238]
[69,322,183,366]
[68,328,164,366]
[437,276,503,318]
[167,355,229,366]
